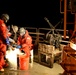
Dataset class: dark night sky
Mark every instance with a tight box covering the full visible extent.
[0,0,62,28]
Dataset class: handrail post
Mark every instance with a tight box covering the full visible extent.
[64,0,67,39]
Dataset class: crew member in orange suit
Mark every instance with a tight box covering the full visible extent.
[16,27,33,57]
[0,14,10,71]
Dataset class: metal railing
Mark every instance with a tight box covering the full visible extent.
[22,27,69,46]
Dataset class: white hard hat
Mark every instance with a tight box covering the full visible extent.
[19,27,25,33]
[13,25,18,33]
[19,28,26,36]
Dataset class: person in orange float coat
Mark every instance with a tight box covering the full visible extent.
[0,14,10,71]
[17,27,33,57]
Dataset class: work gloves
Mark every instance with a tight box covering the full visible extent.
[16,45,22,49]
[6,38,10,45]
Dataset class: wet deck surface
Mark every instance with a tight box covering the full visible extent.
[0,62,64,75]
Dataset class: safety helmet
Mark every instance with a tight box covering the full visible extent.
[19,27,25,33]
[13,25,18,33]
[1,14,9,20]
[19,27,26,36]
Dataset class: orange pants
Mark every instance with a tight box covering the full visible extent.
[0,43,6,69]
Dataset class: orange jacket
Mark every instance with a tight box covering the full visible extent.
[0,19,11,70]
[0,19,7,69]
[0,19,11,54]
[0,19,8,44]
[17,30,33,57]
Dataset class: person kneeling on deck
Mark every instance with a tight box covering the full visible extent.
[16,27,33,70]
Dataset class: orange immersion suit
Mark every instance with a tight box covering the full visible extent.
[0,19,9,69]
[17,30,33,57]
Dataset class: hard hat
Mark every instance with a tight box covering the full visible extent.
[13,25,18,33]
[1,14,9,20]
[19,27,26,36]
[19,28,25,33]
